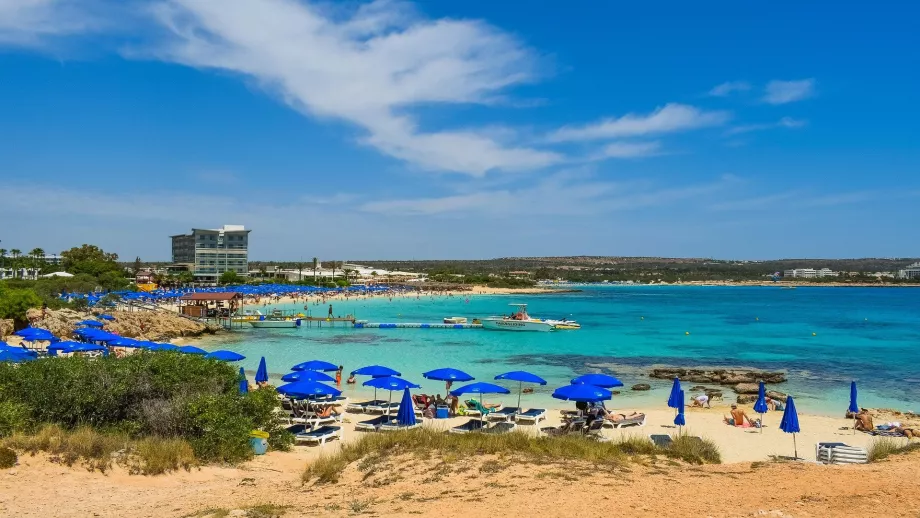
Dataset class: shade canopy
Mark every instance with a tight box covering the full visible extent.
[571,373,624,388]
[848,381,859,414]
[281,370,336,383]
[673,390,686,426]
[352,365,401,377]
[147,343,179,351]
[64,343,108,353]
[667,377,682,409]
[277,380,342,399]
[178,345,207,355]
[14,328,56,341]
[0,350,34,362]
[494,371,547,385]
[107,337,141,347]
[551,383,612,402]
[0,344,39,357]
[423,368,474,382]
[363,376,420,391]
[47,341,84,353]
[779,395,800,434]
[291,360,338,372]
[239,367,248,394]
[76,320,104,328]
[206,350,245,361]
[255,357,269,384]
[98,314,116,321]
[753,381,769,414]
[396,387,417,427]
[449,382,510,397]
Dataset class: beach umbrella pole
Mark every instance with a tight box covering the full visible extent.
[760,412,764,434]
[517,381,522,410]
[793,433,798,459]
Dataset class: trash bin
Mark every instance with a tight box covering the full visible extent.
[436,406,449,419]
[250,430,269,455]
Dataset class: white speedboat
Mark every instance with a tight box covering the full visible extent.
[443,317,468,324]
[248,319,300,329]
[231,309,263,323]
[481,304,555,332]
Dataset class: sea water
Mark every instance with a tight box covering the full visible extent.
[203,286,920,415]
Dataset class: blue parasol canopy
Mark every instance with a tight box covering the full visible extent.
[98,314,116,321]
[674,389,686,427]
[76,320,104,328]
[206,350,245,362]
[239,367,248,394]
[178,345,207,355]
[47,341,83,355]
[15,328,56,341]
[277,380,342,399]
[147,343,179,352]
[255,357,269,384]
[363,376,420,391]
[423,368,474,382]
[667,377,682,409]
[291,360,338,372]
[552,383,612,403]
[63,342,108,354]
[779,395,801,458]
[0,350,34,362]
[281,370,335,383]
[848,381,859,414]
[107,337,140,347]
[450,382,510,397]
[754,381,769,414]
[395,387,417,427]
[494,371,546,385]
[352,365,400,377]
[0,344,39,357]
[571,373,624,388]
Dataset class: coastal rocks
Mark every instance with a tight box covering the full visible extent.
[766,390,788,402]
[649,368,787,386]
[737,394,758,404]
[24,308,219,341]
[734,383,760,394]
[631,383,651,391]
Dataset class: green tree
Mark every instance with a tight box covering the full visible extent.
[0,286,43,327]
[61,245,121,276]
[178,271,195,286]
[312,257,318,283]
[219,270,242,285]
[133,257,143,275]
[0,249,6,269]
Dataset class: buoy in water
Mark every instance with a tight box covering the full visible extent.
[641,316,644,320]
[685,331,690,335]
[756,317,759,321]
[812,332,816,336]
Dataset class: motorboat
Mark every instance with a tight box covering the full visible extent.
[231,309,263,323]
[248,309,303,328]
[443,317,468,324]
[481,304,555,332]
[547,319,581,330]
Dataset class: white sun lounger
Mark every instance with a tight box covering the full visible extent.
[379,419,424,432]
[514,408,547,425]
[816,442,868,464]
[602,413,647,429]
[365,401,401,414]
[355,415,393,432]
[293,425,342,445]
[486,407,520,422]
[345,399,386,413]
[483,422,516,434]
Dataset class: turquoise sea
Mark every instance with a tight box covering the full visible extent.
[202,286,920,416]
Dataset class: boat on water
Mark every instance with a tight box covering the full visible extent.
[443,317,468,324]
[247,309,303,329]
[547,319,581,330]
[481,304,556,332]
[231,309,263,323]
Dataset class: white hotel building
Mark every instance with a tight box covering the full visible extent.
[783,268,838,279]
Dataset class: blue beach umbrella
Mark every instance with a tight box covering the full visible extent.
[848,381,859,435]
[753,381,768,434]
[0,350,34,362]
[352,365,401,378]
[15,328,56,341]
[0,344,38,358]
[255,357,269,384]
[107,337,140,347]
[396,387,417,427]
[667,377,682,410]
[364,376,421,415]
[47,341,80,356]
[571,373,624,388]
[277,380,342,399]
[63,343,108,354]
[424,367,474,392]
[451,382,511,425]
[206,350,245,362]
[99,314,116,321]
[239,367,248,394]
[147,343,179,352]
[178,345,207,355]
[779,395,801,459]
[495,370,547,410]
[281,370,336,383]
[291,360,338,372]
[76,320,104,328]
[552,383,613,403]
[673,389,686,429]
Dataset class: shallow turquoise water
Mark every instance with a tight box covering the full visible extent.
[204,286,920,416]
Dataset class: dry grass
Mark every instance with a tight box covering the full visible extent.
[302,428,721,484]
[868,438,920,462]
[2,424,197,474]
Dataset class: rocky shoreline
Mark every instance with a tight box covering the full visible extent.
[649,367,789,403]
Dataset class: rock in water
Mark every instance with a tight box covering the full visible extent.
[737,394,758,404]
[631,383,651,391]
[734,383,760,394]
[766,390,788,402]
[649,367,787,385]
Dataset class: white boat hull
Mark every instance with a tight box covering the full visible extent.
[248,320,299,329]
[481,318,554,332]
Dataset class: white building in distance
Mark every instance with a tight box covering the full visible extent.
[897,262,920,279]
[783,268,838,278]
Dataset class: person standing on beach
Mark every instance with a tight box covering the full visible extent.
[336,366,343,386]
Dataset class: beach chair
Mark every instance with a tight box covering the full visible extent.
[602,413,647,429]
[464,399,501,418]
[584,419,606,439]
[355,415,393,432]
[292,425,342,446]
[483,422,516,434]
[816,442,868,464]
[345,399,386,414]
[486,407,520,422]
[649,434,673,448]
[541,419,586,436]
[379,418,425,432]
[514,408,547,425]
[449,419,485,434]
[366,401,401,414]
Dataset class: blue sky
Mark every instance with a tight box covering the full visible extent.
[1,1,917,261]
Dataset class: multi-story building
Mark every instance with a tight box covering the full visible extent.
[897,262,920,279]
[783,268,838,279]
[170,225,250,284]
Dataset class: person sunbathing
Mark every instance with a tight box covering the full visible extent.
[724,404,754,427]
[854,410,874,432]
[314,405,340,418]
[604,411,645,423]
[888,426,917,439]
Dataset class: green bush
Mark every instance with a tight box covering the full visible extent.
[182,394,254,463]
[0,446,16,469]
[0,401,32,437]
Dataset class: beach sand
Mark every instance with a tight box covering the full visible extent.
[2,401,917,517]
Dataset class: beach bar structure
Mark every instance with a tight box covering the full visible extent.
[178,292,242,329]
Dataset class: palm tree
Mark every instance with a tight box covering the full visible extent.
[9,249,21,277]
[312,257,318,284]
[29,248,45,269]
[0,249,6,268]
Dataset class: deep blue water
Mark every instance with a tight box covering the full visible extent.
[202,286,920,415]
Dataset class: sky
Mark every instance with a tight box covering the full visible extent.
[0,0,918,261]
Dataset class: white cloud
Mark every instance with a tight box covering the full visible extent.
[709,80,750,97]
[594,141,661,159]
[547,103,730,143]
[763,78,815,104]
[724,116,807,136]
[134,0,561,176]
[0,0,111,46]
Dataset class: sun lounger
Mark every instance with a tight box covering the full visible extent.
[816,442,868,464]
[291,425,342,445]
[345,399,386,413]
[649,434,704,448]
[602,413,647,429]
[464,399,501,418]
[365,401,401,414]
[484,422,516,434]
[541,419,586,436]
[379,418,425,432]
[449,419,485,434]
[514,408,547,425]
[486,407,520,422]
[355,415,393,432]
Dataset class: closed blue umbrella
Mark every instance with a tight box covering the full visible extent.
[255,357,269,384]
[753,381,768,434]
[206,350,245,361]
[848,381,859,435]
[364,376,421,415]
[495,370,547,410]
[281,370,335,383]
[552,383,613,403]
[451,382,511,425]
[667,377,682,410]
[277,380,342,399]
[395,387,417,427]
[779,395,801,458]
[673,389,686,429]
[571,373,624,388]
[291,360,338,372]
[178,345,207,355]
[352,365,401,377]
[239,367,248,394]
